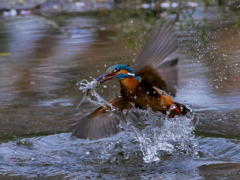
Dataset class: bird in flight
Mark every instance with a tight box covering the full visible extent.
[72,22,190,139]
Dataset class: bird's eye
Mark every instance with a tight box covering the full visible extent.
[112,69,119,73]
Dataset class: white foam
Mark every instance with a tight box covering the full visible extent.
[121,108,196,163]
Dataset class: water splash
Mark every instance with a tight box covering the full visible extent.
[77,79,197,163]
[77,79,114,109]
[121,109,197,163]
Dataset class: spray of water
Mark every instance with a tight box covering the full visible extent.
[77,79,196,163]
[121,108,196,163]
[77,79,114,110]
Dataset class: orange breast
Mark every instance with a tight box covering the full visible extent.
[121,77,138,91]
[118,69,139,92]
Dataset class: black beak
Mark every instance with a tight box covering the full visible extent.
[96,72,117,84]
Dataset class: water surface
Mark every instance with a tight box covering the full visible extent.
[0,7,240,180]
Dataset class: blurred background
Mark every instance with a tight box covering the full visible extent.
[0,1,240,179]
[0,0,239,139]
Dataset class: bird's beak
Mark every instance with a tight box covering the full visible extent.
[96,72,117,84]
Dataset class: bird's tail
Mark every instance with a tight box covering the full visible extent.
[168,102,191,117]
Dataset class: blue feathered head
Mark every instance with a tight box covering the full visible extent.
[96,64,135,83]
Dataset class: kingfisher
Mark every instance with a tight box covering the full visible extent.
[72,22,190,139]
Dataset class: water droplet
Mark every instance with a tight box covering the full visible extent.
[10,9,17,16]
[77,79,114,109]
[124,109,196,163]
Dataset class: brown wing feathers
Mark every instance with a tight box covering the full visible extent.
[135,22,178,96]
[72,97,132,139]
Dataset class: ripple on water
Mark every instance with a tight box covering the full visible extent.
[38,98,73,107]
[0,107,199,179]
[1,123,240,179]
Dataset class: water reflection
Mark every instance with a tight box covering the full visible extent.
[0,7,239,141]
[208,25,240,96]
[0,15,130,138]
[177,20,240,136]
[0,6,240,179]
[177,23,240,111]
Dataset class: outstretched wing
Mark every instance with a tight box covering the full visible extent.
[72,97,132,139]
[135,22,178,96]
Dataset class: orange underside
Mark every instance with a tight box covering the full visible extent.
[119,70,182,116]
[162,95,181,115]
[118,69,138,91]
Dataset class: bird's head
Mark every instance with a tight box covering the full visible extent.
[96,64,136,84]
